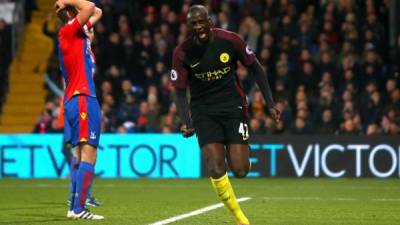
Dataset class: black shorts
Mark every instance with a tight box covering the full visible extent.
[192,109,249,148]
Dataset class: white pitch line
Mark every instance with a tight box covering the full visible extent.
[264,197,321,201]
[264,197,400,202]
[148,197,251,225]
[372,198,400,201]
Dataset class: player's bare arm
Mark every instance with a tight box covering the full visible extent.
[249,58,281,123]
[173,88,194,138]
[55,0,95,26]
[89,7,102,26]
[170,42,195,138]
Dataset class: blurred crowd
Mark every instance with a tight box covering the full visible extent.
[35,0,400,135]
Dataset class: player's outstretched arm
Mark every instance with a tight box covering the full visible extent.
[57,0,95,26]
[173,88,194,138]
[89,7,102,26]
[249,58,281,122]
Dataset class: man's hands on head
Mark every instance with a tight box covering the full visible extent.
[54,0,94,25]
[54,0,66,13]
[268,107,281,123]
[180,124,195,138]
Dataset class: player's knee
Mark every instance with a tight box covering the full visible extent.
[209,166,226,178]
[80,143,98,164]
[208,162,226,178]
[232,168,249,178]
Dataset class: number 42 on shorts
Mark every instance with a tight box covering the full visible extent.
[238,122,249,141]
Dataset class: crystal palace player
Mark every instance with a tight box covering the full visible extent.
[171,5,280,225]
[55,0,103,220]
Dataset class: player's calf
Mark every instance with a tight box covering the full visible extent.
[231,166,250,178]
[205,157,227,178]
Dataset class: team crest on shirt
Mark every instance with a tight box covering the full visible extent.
[219,53,230,63]
[90,131,97,140]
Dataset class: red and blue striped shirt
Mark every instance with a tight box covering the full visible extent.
[58,19,96,101]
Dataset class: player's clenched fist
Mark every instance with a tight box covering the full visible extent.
[180,124,195,138]
[54,0,65,12]
[268,107,281,123]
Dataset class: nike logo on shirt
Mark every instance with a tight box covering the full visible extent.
[190,62,200,68]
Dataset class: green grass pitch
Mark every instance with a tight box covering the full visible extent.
[0,178,399,225]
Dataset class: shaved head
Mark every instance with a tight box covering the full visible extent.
[187,5,209,20]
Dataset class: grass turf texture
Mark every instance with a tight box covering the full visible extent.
[0,179,399,225]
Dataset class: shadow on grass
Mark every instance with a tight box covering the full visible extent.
[0,202,66,211]
[0,214,71,224]
[0,219,70,225]
[35,201,67,206]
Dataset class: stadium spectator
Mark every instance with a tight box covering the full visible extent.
[136,100,159,133]
[33,101,59,133]
[366,123,381,135]
[160,103,179,133]
[318,109,336,134]
[116,94,139,126]
[380,107,400,135]
[33,109,54,133]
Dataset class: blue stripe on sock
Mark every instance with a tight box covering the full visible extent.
[69,156,79,211]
